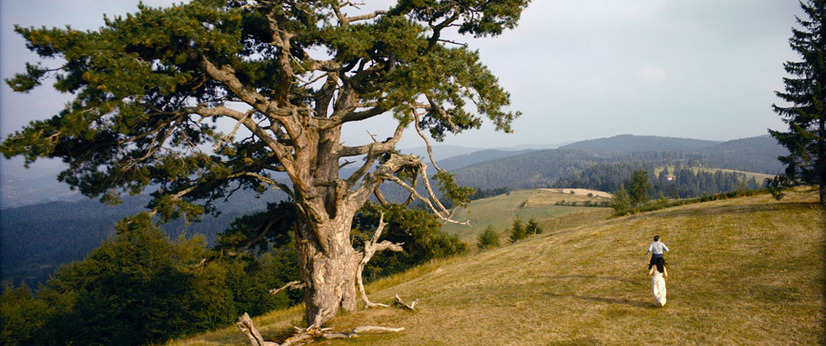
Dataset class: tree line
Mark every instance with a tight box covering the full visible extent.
[1,202,465,345]
[552,162,762,200]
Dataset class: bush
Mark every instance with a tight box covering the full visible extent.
[477,225,501,250]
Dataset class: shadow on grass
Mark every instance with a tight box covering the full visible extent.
[547,275,645,287]
[543,275,658,309]
[544,292,656,309]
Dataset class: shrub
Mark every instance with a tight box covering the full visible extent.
[477,225,501,250]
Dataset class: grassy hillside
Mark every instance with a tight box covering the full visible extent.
[441,188,612,243]
[174,188,824,345]
[654,166,775,185]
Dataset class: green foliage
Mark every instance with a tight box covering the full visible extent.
[477,225,501,250]
[629,170,651,206]
[1,284,48,345]
[611,184,633,217]
[36,213,235,344]
[508,215,527,243]
[525,216,544,235]
[434,171,476,207]
[506,215,545,243]
[0,212,302,345]
[771,0,826,204]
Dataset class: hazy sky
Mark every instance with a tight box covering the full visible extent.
[0,0,805,150]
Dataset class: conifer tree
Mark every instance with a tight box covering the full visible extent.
[508,215,527,243]
[629,170,651,207]
[611,184,633,216]
[771,0,826,205]
[525,215,543,235]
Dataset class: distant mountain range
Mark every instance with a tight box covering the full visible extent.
[448,135,786,190]
[0,133,787,287]
[560,134,721,153]
[1,134,784,209]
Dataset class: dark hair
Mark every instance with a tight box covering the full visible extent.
[655,257,665,273]
[654,235,660,241]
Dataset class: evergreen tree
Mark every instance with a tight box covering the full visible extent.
[508,215,527,243]
[477,225,501,250]
[611,184,633,216]
[629,170,651,207]
[771,0,826,205]
[525,216,544,235]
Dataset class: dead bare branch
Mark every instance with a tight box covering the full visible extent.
[394,294,417,310]
[269,280,308,295]
[237,312,404,346]
[237,313,279,346]
[357,211,404,308]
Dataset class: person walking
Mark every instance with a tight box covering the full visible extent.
[645,235,669,276]
[650,256,667,306]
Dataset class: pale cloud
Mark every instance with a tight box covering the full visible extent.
[0,0,808,148]
[642,66,666,84]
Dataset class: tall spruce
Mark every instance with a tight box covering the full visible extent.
[771,0,826,205]
[1,0,530,328]
[629,170,651,207]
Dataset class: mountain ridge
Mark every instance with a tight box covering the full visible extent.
[1,134,783,209]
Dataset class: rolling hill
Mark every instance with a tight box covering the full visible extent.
[560,134,721,152]
[450,134,786,191]
[440,188,612,243]
[177,188,824,345]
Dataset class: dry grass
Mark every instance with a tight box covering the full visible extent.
[442,189,612,243]
[175,188,825,345]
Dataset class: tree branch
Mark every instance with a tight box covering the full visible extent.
[269,280,308,295]
[357,211,404,308]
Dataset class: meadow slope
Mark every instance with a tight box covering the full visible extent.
[177,188,824,345]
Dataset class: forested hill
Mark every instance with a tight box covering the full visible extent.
[451,135,785,190]
[560,134,721,153]
[1,191,285,287]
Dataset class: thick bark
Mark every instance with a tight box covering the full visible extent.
[296,217,361,328]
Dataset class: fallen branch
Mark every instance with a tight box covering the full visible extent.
[394,294,417,310]
[323,326,406,339]
[237,312,404,346]
[237,313,278,346]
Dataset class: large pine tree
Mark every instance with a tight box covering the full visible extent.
[1,0,530,328]
[771,0,826,205]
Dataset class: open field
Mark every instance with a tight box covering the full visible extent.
[175,188,824,345]
[442,188,613,243]
[654,166,776,184]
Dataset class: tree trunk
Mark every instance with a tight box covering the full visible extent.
[296,218,361,328]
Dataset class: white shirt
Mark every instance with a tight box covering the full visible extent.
[646,241,669,255]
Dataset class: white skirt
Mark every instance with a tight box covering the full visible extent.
[651,271,667,306]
